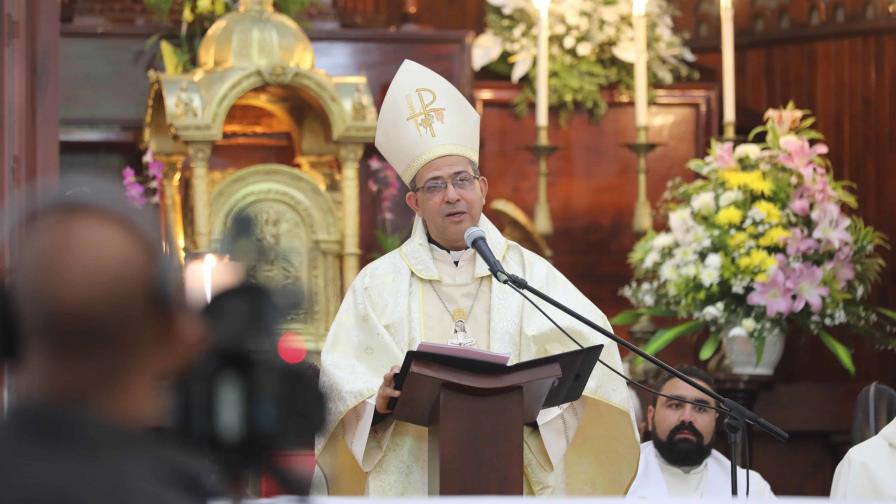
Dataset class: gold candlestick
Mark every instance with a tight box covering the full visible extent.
[625,126,658,234]
[526,126,558,238]
[723,121,736,141]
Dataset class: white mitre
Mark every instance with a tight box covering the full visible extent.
[374,59,480,186]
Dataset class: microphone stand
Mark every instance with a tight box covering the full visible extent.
[502,273,787,496]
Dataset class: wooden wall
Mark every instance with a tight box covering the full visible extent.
[1,0,60,266]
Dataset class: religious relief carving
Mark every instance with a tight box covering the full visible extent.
[262,65,298,86]
[239,203,310,323]
[352,84,377,123]
[173,82,201,119]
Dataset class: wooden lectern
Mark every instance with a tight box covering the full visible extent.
[389,345,603,495]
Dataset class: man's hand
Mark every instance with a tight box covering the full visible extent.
[375,365,402,414]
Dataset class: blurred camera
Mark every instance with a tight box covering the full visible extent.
[174,279,324,495]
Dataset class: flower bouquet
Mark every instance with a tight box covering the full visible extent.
[472,0,695,122]
[615,103,896,374]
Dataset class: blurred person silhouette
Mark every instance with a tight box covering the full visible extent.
[0,178,218,503]
[830,382,896,499]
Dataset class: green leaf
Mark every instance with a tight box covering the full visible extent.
[747,125,765,141]
[640,320,706,358]
[610,309,643,326]
[878,307,896,322]
[819,329,856,376]
[698,332,720,361]
[643,307,677,318]
[753,336,766,366]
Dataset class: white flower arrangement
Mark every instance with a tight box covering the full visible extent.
[473,0,696,121]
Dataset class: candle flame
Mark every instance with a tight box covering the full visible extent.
[633,0,648,16]
[202,253,217,304]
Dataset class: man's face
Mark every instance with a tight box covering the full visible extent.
[405,155,488,250]
[647,377,719,466]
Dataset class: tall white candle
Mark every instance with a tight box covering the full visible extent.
[720,0,736,128]
[633,0,648,128]
[534,0,551,128]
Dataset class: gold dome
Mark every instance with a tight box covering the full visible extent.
[198,0,314,71]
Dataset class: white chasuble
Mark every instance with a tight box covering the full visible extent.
[831,417,896,499]
[316,215,640,496]
[627,441,774,499]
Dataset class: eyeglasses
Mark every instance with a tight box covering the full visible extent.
[413,173,480,196]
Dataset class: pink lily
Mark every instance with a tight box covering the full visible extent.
[788,264,829,313]
[747,269,794,317]
[812,211,852,251]
[779,135,829,172]
[712,142,736,170]
[786,228,818,256]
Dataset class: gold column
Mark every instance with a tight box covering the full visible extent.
[187,142,213,252]
[156,153,187,264]
[338,143,364,291]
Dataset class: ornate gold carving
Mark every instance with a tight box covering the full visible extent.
[339,143,364,290]
[352,84,377,123]
[405,88,445,138]
[174,82,201,119]
[188,142,213,251]
[209,164,342,353]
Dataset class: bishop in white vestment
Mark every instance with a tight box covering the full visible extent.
[315,60,639,495]
[830,417,896,499]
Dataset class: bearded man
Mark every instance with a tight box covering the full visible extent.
[627,366,774,498]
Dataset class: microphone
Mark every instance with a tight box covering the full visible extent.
[464,227,510,284]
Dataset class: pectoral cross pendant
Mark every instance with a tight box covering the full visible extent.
[448,308,476,347]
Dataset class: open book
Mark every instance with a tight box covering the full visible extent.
[388,343,604,411]
[415,342,511,365]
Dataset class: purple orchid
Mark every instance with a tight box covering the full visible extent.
[122,166,137,183]
[747,268,794,317]
[147,160,165,181]
[124,180,147,207]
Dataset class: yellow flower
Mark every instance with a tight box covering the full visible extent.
[196,0,214,15]
[720,169,746,190]
[754,272,768,282]
[737,248,773,270]
[715,206,744,227]
[746,225,758,235]
[214,0,227,16]
[182,3,195,23]
[728,231,749,248]
[742,171,772,195]
[752,200,782,224]
[758,226,790,247]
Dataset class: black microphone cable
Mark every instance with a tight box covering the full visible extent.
[502,280,730,417]
[504,278,752,495]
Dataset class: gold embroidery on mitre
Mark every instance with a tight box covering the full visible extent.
[451,308,467,321]
[405,88,446,138]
